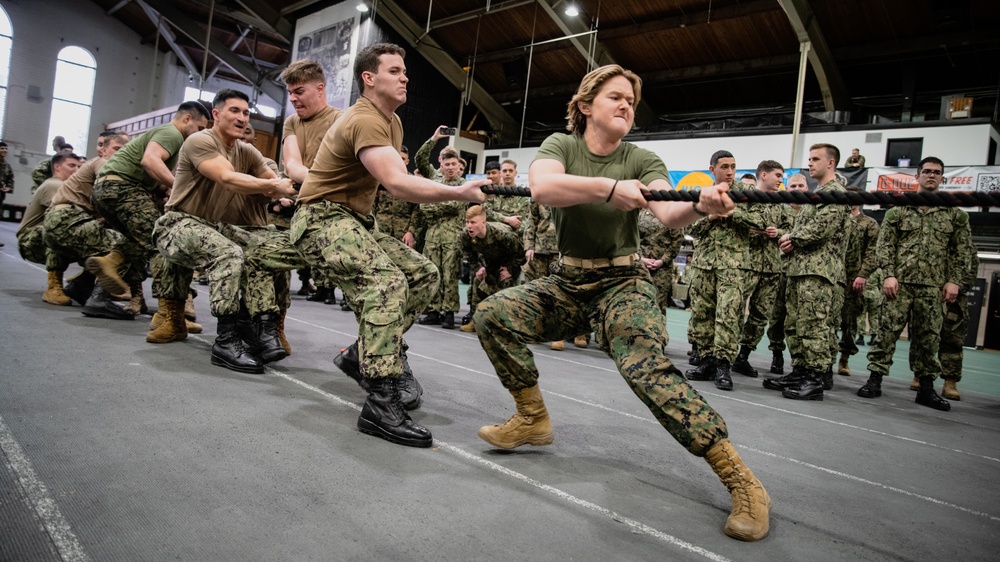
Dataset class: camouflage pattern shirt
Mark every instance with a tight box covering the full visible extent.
[638,208,684,263]
[374,188,419,240]
[785,179,850,284]
[462,221,525,284]
[876,205,972,287]
[687,181,766,270]
[0,156,13,192]
[844,211,879,283]
[523,200,558,255]
[484,191,530,233]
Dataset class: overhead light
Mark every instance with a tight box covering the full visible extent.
[356,2,369,12]
[564,4,579,17]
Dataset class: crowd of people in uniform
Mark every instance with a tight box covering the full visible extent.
[6,41,982,544]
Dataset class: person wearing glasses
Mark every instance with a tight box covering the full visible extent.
[856,158,973,411]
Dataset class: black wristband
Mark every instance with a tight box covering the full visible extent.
[691,200,708,217]
[606,180,618,203]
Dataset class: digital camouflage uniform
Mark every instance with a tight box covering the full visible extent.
[30,159,52,194]
[475,132,728,456]
[766,206,799,355]
[463,221,524,311]
[16,178,61,264]
[374,188,419,241]
[784,180,850,372]
[839,211,878,357]
[0,155,13,207]
[523,200,558,281]
[484,192,530,235]
[685,182,765,363]
[739,200,793,350]
[43,205,124,272]
[415,138,465,314]
[939,247,978,382]
[637,208,684,315]
[866,206,973,379]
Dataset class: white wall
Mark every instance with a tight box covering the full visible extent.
[487,123,997,175]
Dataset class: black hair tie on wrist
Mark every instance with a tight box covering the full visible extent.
[606,179,618,203]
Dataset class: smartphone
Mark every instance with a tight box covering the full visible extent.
[440,127,457,136]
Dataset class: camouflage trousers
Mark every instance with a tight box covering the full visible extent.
[16,225,46,265]
[685,266,714,352]
[857,293,883,337]
[290,201,438,379]
[468,273,519,311]
[740,272,781,349]
[92,178,162,285]
[767,274,789,353]
[228,225,294,315]
[785,275,838,372]
[939,294,969,381]
[839,285,866,357]
[153,211,246,316]
[473,264,728,456]
[423,239,462,313]
[689,267,752,363]
[524,252,558,282]
[43,204,123,272]
[867,284,943,379]
[648,264,674,315]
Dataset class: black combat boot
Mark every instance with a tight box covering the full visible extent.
[732,345,759,378]
[854,334,865,346]
[915,376,951,411]
[857,373,883,398]
[64,270,97,306]
[324,288,337,305]
[252,312,288,363]
[769,350,784,374]
[441,311,456,329]
[341,300,352,312]
[762,365,805,391]
[306,287,328,302]
[398,353,424,410]
[211,315,264,374]
[714,360,734,391]
[688,344,703,366]
[357,377,433,447]
[822,366,834,391]
[418,311,441,325]
[334,341,367,388]
[685,356,716,381]
[81,285,135,320]
[781,369,824,401]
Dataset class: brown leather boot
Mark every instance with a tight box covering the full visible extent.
[85,249,128,295]
[478,385,554,449]
[149,308,203,334]
[277,309,291,355]
[42,271,72,306]
[705,439,772,542]
[146,299,187,343]
[910,376,920,391]
[574,335,588,348]
[837,354,851,376]
[184,291,197,321]
[942,379,961,401]
[122,281,146,316]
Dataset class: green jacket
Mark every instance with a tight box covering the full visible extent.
[786,180,851,284]
[876,205,972,287]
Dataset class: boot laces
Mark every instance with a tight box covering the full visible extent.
[727,456,754,515]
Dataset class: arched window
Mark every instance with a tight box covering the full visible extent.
[0,6,13,136]
[47,46,96,154]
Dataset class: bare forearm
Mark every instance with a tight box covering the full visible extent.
[141,156,175,187]
[384,172,473,204]
[531,173,613,207]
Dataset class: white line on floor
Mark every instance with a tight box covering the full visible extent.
[0,412,91,562]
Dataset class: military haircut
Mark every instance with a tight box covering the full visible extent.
[755,159,784,176]
[566,64,642,135]
[177,100,211,121]
[212,88,250,109]
[501,159,517,169]
[787,172,808,186]
[354,42,406,93]
[809,143,841,166]
[0,141,8,147]
[440,147,460,161]
[51,152,81,167]
[740,173,757,182]
[917,156,945,172]
[281,59,326,86]
[710,150,734,167]
[110,132,130,145]
[400,145,409,155]
[484,160,500,172]
[466,205,486,220]
[58,143,74,151]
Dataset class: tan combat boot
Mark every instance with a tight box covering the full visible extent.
[42,271,72,306]
[910,376,920,391]
[478,385,554,449]
[149,299,202,334]
[942,379,961,401]
[574,335,588,348]
[459,321,475,333]
[122,281,146,316]
[837,354,851,376]
[184,291,197,321]
[146,299,188,343]
[705,439,772,542]
[550,340,564,351]
[277,309,291,355]
[85,249,128,295]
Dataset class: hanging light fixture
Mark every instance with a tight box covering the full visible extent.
[564,4,580,17]
[356,2,369,12]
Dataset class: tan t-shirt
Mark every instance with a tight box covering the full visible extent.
[297,96,403,215]
[282,105,343,168]
[165,129,270,224]
[51,157,107,215]
[17,178,61,236]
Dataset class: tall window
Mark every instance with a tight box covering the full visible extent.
[47,46,96,154]
[0,6,13,137]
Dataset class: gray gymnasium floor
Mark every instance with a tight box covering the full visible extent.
[1,221,999,562]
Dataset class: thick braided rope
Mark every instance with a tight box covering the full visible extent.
[480,184,1000,207]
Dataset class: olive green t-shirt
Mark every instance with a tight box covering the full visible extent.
[282,105,343,168]
[165,129,270,225]
[98,123,184,192]
[51,157,107,215]
[533,133,668,258]
[297,96,403,216]
[17,178,61,236]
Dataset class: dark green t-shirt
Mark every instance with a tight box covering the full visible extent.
[98,123,184,192]
[533,133,668,258]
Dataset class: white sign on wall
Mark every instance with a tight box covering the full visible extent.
[292,4,360,111]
